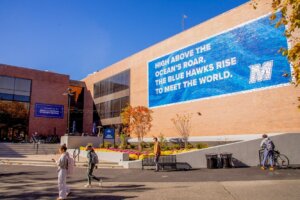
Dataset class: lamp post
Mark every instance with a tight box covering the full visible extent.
[63,88,74,135]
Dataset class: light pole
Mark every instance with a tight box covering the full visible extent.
[182,14,188,31]
[63,88,74,135]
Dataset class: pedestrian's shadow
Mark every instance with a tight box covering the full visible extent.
[70,194,137,200]
[69,184,150,199]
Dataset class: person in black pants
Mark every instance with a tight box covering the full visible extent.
[153,137,161,172]
[84,145,100,188]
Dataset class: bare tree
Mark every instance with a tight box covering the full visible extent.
[171,113,192,149]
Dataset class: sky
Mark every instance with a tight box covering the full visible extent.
[0,0,249,80]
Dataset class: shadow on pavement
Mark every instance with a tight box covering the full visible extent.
[1,183,149,200]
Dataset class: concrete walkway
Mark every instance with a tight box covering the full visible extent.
[1,165,300,199]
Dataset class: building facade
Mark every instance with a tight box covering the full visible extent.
[1,0,299,142]
[0,64,93,142]
[83,0,300,139]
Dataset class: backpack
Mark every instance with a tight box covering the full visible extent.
[66,154,75,176]
[90,151,99,164]
[266,139,275,151]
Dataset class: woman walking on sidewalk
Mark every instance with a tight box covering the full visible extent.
[85,144,101,188]
[53,145,70,200]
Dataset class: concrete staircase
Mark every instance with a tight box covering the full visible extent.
[0,158,122,168]
[0,143,60,157]
[0,143,123,169]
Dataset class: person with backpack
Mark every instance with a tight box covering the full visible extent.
[260,134,275,171]
[85,144,100,188]
[52,145,71,200]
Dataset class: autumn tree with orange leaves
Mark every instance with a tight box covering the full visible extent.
[121,105,153,151]
[0,101,29,128]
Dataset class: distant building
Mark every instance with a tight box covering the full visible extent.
[0,64,93,142]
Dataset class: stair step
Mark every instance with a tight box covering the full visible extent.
[0,143,60,156]
[0,159,122,168]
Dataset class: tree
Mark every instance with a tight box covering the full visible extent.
[171,113,192,149]
[0,101,29,128]
[120,105,153,151]
[251,0,300,87]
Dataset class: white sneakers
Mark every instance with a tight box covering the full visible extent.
[85,181,103,188]
[84,184,92,188]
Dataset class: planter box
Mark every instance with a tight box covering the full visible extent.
[80,150,129,163]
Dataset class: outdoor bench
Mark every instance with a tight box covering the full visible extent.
[142,155,177,170]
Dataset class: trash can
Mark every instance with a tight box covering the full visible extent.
[205,153,218,169]
[220,153,233,168]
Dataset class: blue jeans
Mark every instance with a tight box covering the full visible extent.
[261,149,274,167]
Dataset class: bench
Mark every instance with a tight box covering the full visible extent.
[142,155,177,170]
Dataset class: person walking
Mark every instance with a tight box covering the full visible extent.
[85,144,100,188]
[260,134,275,171]
[153,137,161,172]
[52,145,70,200]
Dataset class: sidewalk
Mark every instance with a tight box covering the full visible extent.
[2,180,300,200]
[1,165,300,200]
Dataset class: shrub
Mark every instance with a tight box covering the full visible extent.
[130,144,137,149]
[186,143,194,149]
[119,133,127,149]
[195,143,209,149]
[104,141,112,148]
[172,144,181,150]
[149,142,154,148]
[159,133,167,148]
[141,141,148,148]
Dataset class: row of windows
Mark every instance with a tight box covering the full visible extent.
[94,70,130,98]
[0,76,31,102]
[95,96,129,119]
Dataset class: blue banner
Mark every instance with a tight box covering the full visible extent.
[148,13,290,108]
[104,128,115,139]
[34,103,64,118]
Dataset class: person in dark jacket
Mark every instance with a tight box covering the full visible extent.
[85,145,100,188]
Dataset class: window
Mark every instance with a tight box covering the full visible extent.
[95,96,130,119]
[0,76,31,102]
[94,70,130,98]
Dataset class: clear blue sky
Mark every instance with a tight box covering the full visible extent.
[0,0,249,80]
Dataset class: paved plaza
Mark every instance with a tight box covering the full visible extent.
[1,165,300,200]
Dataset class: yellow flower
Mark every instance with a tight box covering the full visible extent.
[129,154,139,160]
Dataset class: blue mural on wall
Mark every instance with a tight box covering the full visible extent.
[148,13,291,108]
[34,103,64,118]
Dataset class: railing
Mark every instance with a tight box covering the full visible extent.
[73,148,80,164]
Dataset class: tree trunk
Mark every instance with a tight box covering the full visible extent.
[138,136,142,152]
[184,140,188,149]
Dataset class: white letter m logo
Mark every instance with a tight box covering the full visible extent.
[249,60,273,84]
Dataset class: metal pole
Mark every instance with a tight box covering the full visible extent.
[67,94,70,134]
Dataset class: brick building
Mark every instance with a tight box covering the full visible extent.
[83,0,300,140]
[0,64,93,142]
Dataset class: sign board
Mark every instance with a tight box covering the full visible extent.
[103,128,115,139]
[148,13,291,108]
[34,103,64,118]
